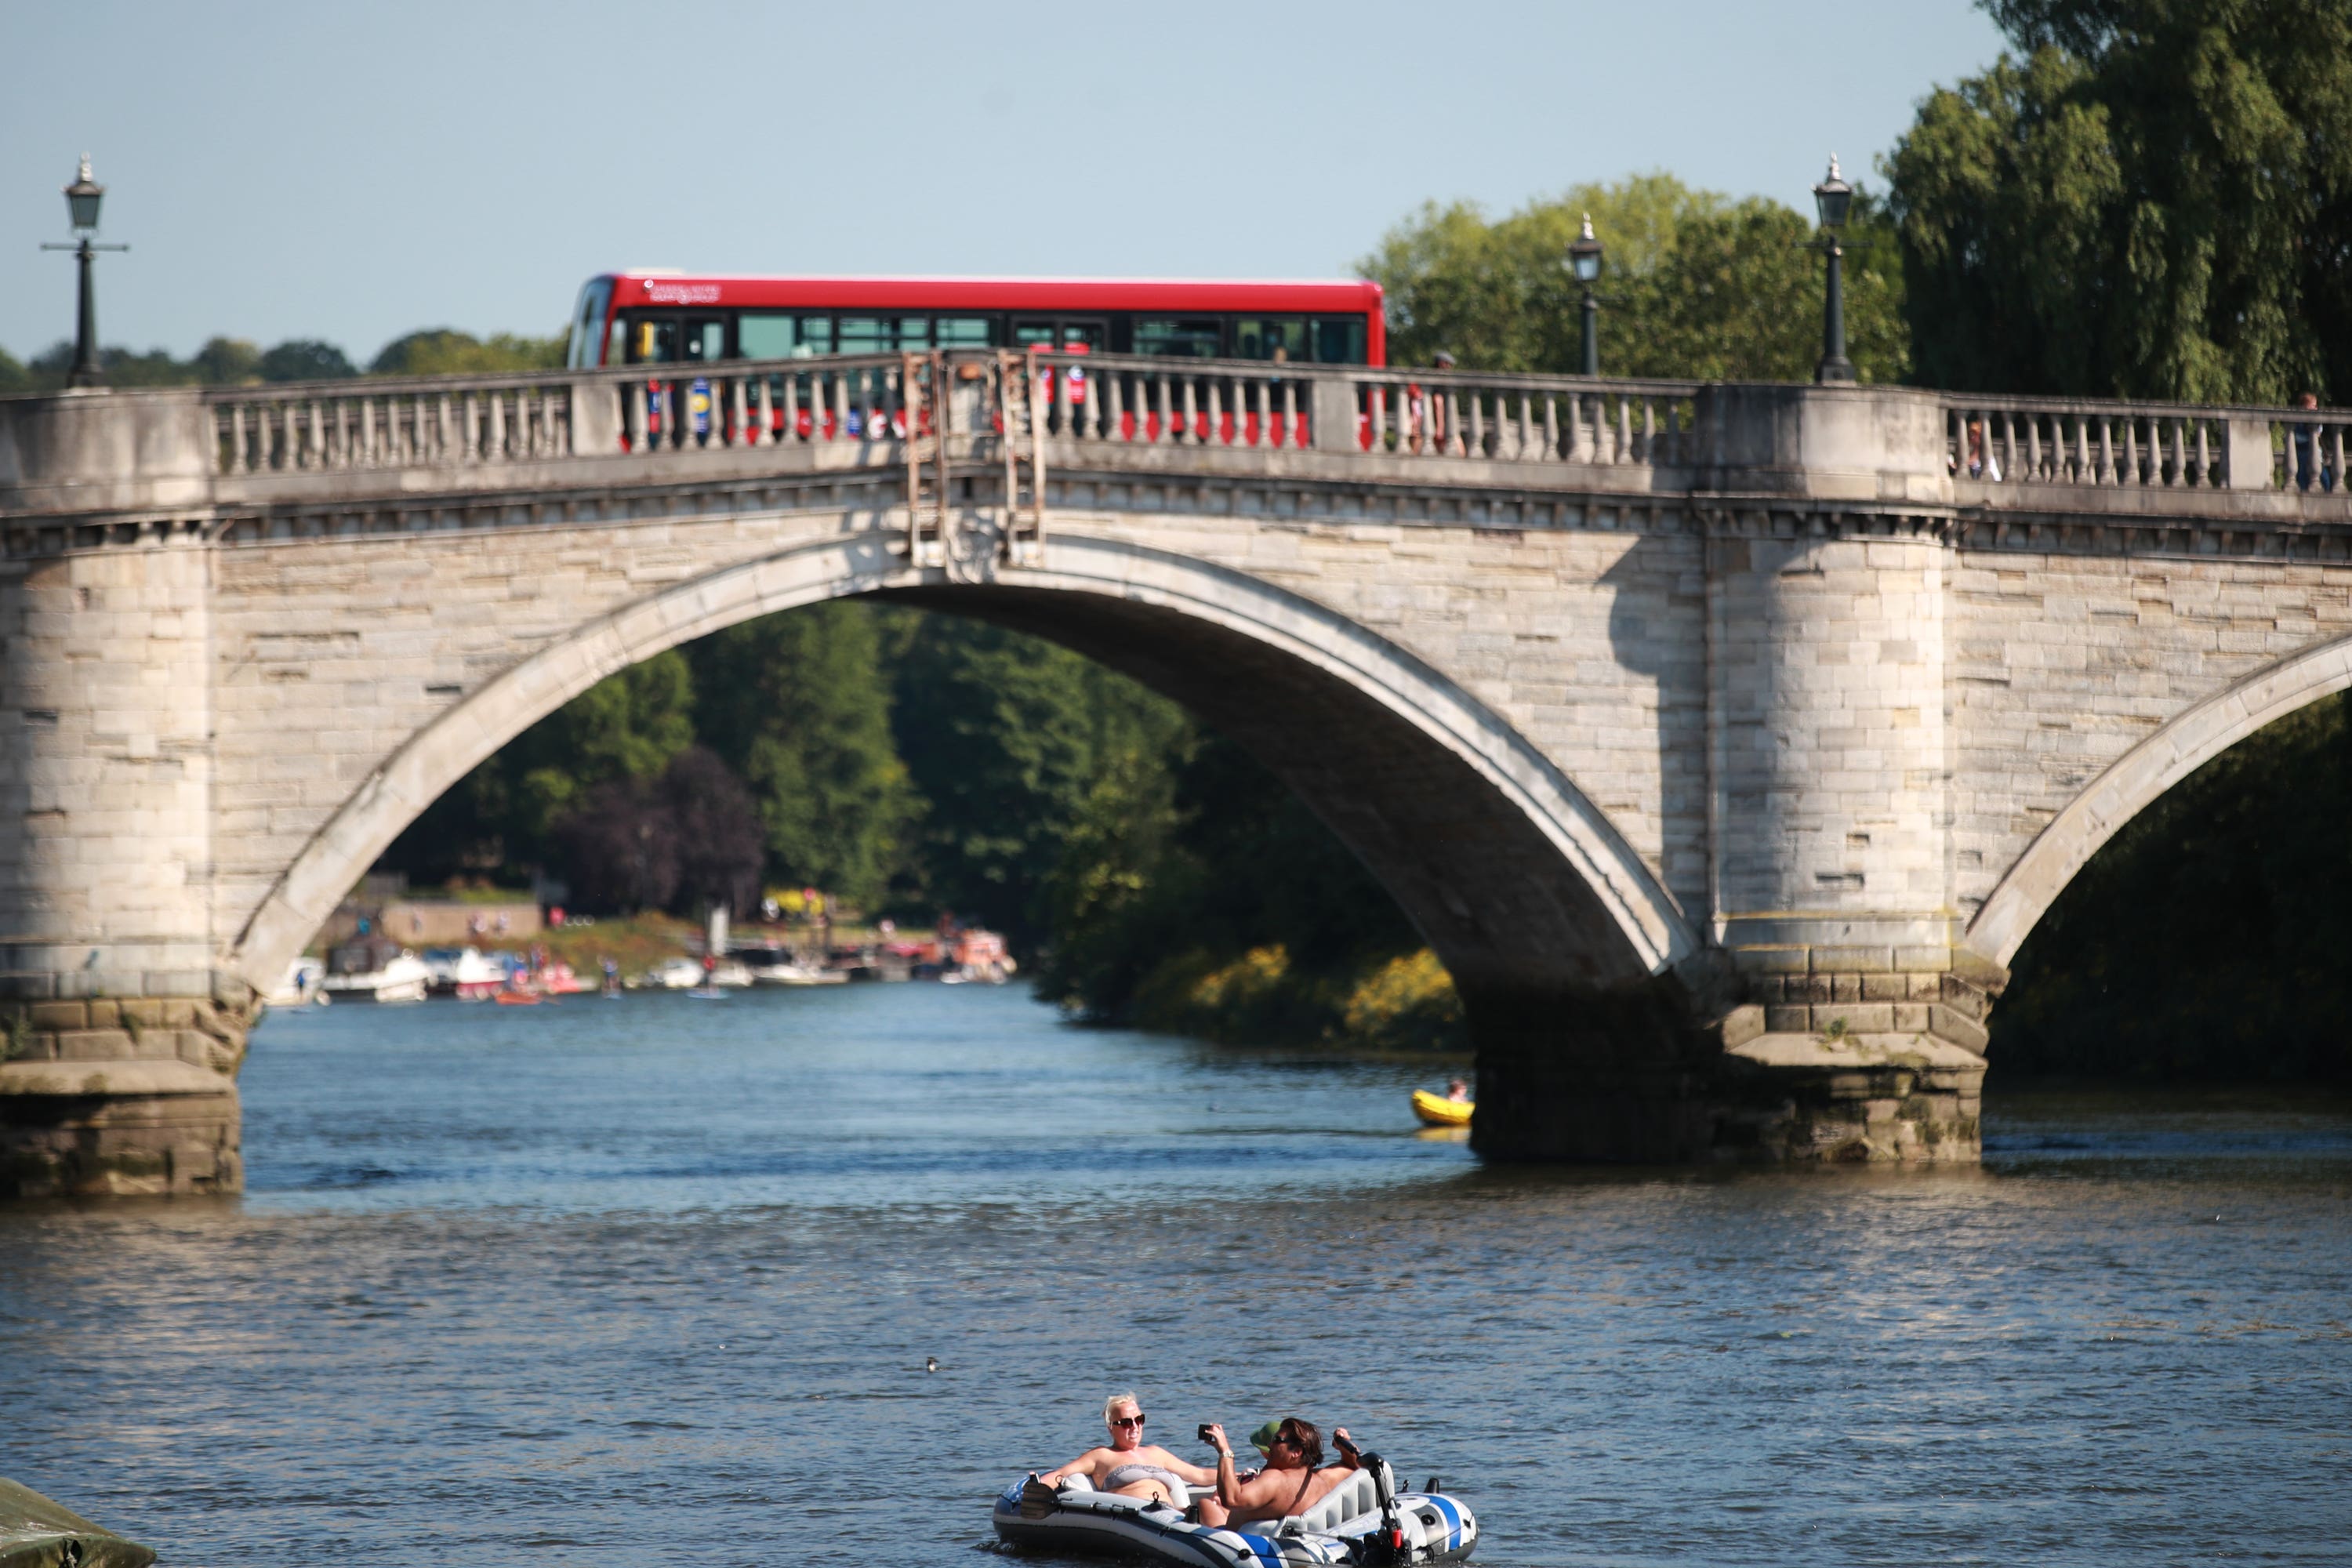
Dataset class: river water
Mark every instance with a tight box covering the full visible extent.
[2,985,2347,1566]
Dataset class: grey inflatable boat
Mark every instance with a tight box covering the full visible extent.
[992,1457,1475,1566]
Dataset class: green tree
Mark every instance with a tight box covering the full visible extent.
[685,602,917,909]
[1886,0,2352,400]
[370,328,565,376]
[191,336,262,384]
[882,612,1189,941]
[383,650,695,884]
[0,347,27,395]
[1363,172,1907,383]
[1998,691,2352,1081]
[260,339,358,381]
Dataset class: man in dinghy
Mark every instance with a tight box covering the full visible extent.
[1028,1392,1217,1509]
[1196,1417,1360,1527]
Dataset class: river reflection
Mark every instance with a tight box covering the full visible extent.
[2,985,2347,1566]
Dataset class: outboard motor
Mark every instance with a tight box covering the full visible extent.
[1347,1450,1408,1566]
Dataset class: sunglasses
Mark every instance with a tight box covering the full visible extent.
[1110,1414,1147,1428]
[1271,1432,1301,1449]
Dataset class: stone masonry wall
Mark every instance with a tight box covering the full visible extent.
[205,495,1713,976]
[1949,549,2352,935]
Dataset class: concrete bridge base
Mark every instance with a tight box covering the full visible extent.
[0,997,249,1198]
[1467,966,1992,1165]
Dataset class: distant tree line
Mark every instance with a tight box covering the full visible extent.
[0,327,563,396]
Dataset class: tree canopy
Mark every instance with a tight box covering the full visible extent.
[1886,0,2352,401]
[369,329,564,376]
[1360,172,1909,383]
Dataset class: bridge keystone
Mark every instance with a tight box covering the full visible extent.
[3,354,2349,1190]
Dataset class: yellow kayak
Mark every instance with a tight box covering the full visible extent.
[1411,1088,1473,1127]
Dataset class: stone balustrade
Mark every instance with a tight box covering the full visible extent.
[208,372,576,474]
[1943,392,2352,495]
[188,352,1717,481]
[180,355,2352,523]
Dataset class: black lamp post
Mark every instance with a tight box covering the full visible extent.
[1812,154,1855,384]
[42,155,128,390]
[1566,213,1603,376]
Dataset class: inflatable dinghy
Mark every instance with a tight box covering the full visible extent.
[993,1457,1475,1566]
[1410,1090,1472,1127]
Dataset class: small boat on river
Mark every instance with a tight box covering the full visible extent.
[1410,1090,1472,1128]
[993,1458,1475,1566]
[322,952,431,1004]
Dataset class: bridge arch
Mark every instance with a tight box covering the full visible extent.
[226,530,1700,1000]
[1965,630,2352,968]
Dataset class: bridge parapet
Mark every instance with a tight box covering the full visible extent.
[8,354,2350,535]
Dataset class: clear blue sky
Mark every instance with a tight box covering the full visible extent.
[1,0,2007,365]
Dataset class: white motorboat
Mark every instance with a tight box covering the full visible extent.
[746,956,847,986]
[420,946,506,1000]
[321,952,431,1004]
[707,960,756,989]
[993,1459,1475,1567]
[265,956,328,1008]
[640,957,705,990]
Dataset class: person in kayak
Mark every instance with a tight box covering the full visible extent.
[1029,1392,1216,1508]
[1195,1417,1360,1526]
[1446,1077,1471,1103]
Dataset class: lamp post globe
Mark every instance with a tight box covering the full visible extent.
[1566,212,1603,376]
[1812,154,1856,384]
[48,154,123,390]
[64,154,104,232]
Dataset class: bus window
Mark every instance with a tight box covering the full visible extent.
[839,317,890,354]
[739,312,800,360]
[684,318,725,361]
[1234,318,1308,361]
[936,316,992,347]
[624,316,679,364]
[1314,317,1368,365]
[795,316,834,357]
[1014,319,1104,351]
[896,318,933,350]
[1134,318,1223,358]
[568,278,612,368]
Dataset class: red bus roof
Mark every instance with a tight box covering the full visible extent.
[601,274,1383,315]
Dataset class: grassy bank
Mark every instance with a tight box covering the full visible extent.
[1119,944,1468,1054]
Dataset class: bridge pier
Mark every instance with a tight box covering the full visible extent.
[0,470,249,1196]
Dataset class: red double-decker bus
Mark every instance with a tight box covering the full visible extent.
[564,274,1387,370]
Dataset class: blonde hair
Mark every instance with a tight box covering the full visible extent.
[1103,1390,1141,1424]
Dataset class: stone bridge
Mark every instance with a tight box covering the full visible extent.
[3,348,2349,1195]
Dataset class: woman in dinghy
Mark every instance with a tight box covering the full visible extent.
[1031,1392,1218,1508]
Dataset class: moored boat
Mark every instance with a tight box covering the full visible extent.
[421,946,506,1000]
[322,952,432,1004]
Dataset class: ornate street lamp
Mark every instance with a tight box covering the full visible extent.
[42,155,129,390]
[1566,213,1604,376]
[1812,154,1856,384]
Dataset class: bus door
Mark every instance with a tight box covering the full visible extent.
[1013,318,1103,431]
[679,314,726,441]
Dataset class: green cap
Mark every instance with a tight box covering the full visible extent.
[1247,1421,1283,1456]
